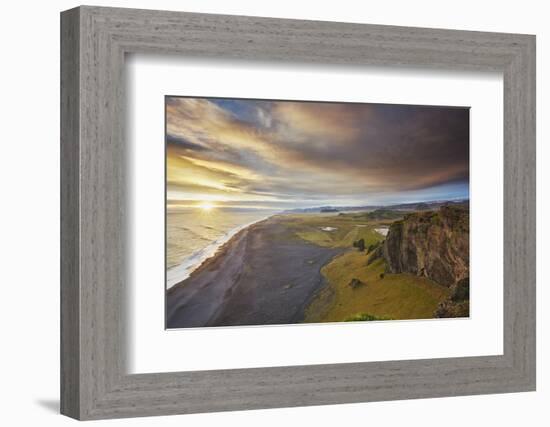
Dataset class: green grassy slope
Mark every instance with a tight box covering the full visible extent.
[282,213,384,248]
[273,213,451,323]
[305,252,450,322]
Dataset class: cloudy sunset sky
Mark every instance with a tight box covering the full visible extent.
[166,97,469,210]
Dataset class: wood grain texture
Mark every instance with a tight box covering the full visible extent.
[60,5,536,420]
[60,7,80,419]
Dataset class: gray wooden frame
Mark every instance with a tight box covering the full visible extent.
[60,5,536,420]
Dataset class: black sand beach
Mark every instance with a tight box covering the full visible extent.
[166,216,344,328]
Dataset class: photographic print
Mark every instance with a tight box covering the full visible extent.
[165,97,470,329]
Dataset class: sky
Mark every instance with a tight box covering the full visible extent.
[166,97,469,210]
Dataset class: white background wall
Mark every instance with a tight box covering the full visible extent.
[0,0,547,425]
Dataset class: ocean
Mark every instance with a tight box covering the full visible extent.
[166,208,279,289]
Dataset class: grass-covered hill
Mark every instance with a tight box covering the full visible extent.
[282,204,469,323]
[304,253,451,322]
[279,209,464,323]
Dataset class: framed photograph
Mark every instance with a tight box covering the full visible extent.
[61,6,536,420]
[165,96,471,329]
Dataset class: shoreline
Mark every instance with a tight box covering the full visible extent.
[166,213,276,289]
[166,224,252,327]
[166,216,344,328]
[168,218,262,293]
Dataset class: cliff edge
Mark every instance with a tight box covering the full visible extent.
[382,205,469,287]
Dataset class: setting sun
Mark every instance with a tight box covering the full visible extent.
[198,202,215,211]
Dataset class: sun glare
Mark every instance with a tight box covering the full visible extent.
[198,202,215,211]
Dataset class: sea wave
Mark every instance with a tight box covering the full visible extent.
[166,214,274,289]
[176,226,211,241]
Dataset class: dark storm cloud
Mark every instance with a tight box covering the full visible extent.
[166,134,210,151]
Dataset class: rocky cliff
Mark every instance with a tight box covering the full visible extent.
[382,205,469,287]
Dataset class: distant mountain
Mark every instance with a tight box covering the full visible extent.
[388,199,469,211]
[283,199,469,214]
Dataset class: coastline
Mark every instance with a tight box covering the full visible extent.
[166,213,276,289]
[166,215,344,328]
[166,223,253,327]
